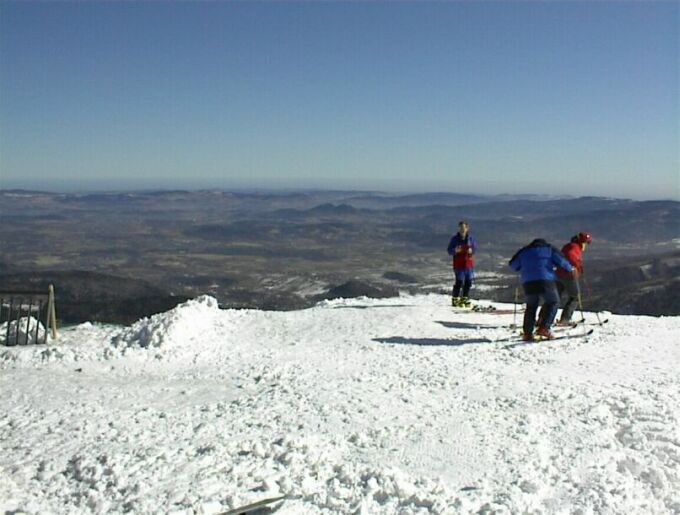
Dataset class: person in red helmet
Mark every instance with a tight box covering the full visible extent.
[555,232,592,324]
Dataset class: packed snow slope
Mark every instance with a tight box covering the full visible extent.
[1,294,679,515]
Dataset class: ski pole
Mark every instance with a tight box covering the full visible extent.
[583,275,603,325]
[450,266,456,304]
[512,286,519,329]
[575,277,588,336]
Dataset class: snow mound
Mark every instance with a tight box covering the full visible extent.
[112,295,220,352]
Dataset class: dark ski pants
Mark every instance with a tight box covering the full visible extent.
[522,280,559,335]
[556,275,579,322]
[452,268,473,298]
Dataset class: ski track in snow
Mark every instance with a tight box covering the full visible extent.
[1,294,679,514]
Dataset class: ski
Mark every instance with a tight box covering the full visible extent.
[555,319,609,330]
[473,307,523,315]
[471,305,497,313]
[552,321,583,331]
[502,329,594,349]
[219,495,287,515]
[452,304,519,315]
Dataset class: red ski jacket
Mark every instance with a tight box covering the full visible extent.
[556,241,582,278]
[447,233,477,270]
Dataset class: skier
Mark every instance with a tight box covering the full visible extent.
[555,232,592,325]
[508,238,574,341]
[447,220,477,307]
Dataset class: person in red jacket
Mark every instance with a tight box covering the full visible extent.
[555,231,591,324]
[447,221,477,307]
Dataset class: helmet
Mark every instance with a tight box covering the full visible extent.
[577,232,592,244]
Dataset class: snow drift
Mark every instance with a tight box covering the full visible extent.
[1,294,678,514]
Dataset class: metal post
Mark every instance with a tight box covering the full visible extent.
[25,297,33,346]
[0,296,5,344]
[0,296,6,345]
[35,299,43,345]
[8,297,16,345]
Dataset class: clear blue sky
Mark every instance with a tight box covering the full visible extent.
[1,1,678,199]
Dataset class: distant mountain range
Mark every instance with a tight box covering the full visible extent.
[1,189,677,324]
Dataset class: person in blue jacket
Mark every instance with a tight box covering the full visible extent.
[447,221,477,307]
[508,238,575,341]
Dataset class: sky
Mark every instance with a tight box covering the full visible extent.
[0,1,678,200]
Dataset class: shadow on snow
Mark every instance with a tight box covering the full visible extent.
[373,336,490,347]
[435,320,500,330]
[329,304,417,309]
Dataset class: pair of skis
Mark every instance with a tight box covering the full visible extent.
[491,317,608,347]
[500,328,595,349]
[505,318,607,331]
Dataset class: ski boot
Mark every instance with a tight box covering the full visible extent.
[460,297,472,308]
[535,326,555,340]
[522,332,536,342]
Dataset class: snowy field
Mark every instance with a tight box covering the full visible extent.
[1,294,679,514]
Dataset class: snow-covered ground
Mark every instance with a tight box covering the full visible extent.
[1,294,678,514]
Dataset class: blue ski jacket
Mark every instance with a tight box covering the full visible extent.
[508,239,573,284]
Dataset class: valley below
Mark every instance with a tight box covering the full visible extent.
[1,189,678,325]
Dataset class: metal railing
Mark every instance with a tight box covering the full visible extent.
[0,285,57,346]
